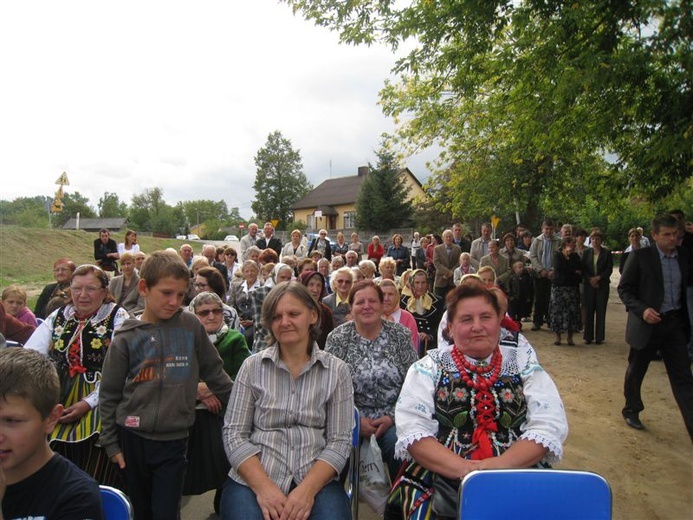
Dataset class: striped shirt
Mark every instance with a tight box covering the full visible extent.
[222,344,354,493]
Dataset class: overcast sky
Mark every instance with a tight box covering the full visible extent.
[0,1,436,219]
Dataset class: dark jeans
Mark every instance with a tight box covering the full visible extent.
[220,477,350,520]
[583,283,609,343]
[119,428,188,520]
[623,311,693,440]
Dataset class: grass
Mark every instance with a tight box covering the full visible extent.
[0,226,196,308]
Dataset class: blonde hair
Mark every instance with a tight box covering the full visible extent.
[2,285,27,303]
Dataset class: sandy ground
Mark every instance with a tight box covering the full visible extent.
[181,269,692,520]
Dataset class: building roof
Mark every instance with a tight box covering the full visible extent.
[62,217,129,232]
[292,167,421,210]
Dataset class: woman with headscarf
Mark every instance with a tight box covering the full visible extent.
[400,269,445,356]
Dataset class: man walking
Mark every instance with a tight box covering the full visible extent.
[618,214,693,439]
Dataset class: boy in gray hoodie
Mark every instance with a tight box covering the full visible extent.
[99,250,233,520]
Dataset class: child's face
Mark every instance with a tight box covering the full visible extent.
[0,395,61,484]
[2,296,26,317]
[460,256,470,267]
[479,272,495,287]
[138,276,189,323]
[513,263,524,275]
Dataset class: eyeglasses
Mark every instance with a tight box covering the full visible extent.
[196,308,223,317]
[70,285,104,294]
[193,282,210,289]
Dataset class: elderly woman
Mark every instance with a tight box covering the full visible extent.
[221,282,354,520]
[281,229,309,260]
[263,262,294,289]
[500,232,526,268]
[550,236,583,346]
[184,292,250,511]
[228,260,263,349]
[359,259,378,280]
[367,235,385,268]
[34,258,76,319]
[386,233,411,276]
[298,270,335,349]
[581,228,613,345]
[400,269,445,356]
[108,252,145,314]
[392,285,568,518]
[194,266,241,331]
[380,279,420,355]
[25,264,130,488]
[332,231,349,257]
[374,256,400,287]
[323,267,354,326]
[326,280,418,480]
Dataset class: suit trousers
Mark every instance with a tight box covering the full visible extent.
[583,282,609,343]
[623,311,693,440]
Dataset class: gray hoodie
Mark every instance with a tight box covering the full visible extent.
[99,308,233,457]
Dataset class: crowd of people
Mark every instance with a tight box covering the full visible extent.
[1,211,692,520]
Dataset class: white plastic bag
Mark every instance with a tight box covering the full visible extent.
[359,434,390,515]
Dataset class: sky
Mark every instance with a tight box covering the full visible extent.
[0,1,436,219]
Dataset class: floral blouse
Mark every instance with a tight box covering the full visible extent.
[325,320,418,420]
[394,332,568,464]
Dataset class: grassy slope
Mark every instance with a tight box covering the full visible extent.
[0,226,192,304]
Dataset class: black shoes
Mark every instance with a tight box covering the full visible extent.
[623,414,645,430]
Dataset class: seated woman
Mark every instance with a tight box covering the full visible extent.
[298,270,335,349]
[227,260,263,349]
[400,269,445,356]
[2,285,38,327]
[392,285,568,518]
[34,258,76,319]
[263,263,295,289]
[323,267,354,327]
[108,252,145,314]
[116,229,140,257]
[374,257,400,287]
[194,266,241,331]
[358,259,378,280]
[379,279,419,355]
[185,292,250,513]
[326,280,418,481]
[221,282,354,520]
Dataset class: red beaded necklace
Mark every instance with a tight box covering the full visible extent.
[450,346,502,390]
[450,346,503,459]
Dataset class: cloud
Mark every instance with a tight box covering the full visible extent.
[0,0,435,218]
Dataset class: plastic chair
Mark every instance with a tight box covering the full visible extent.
[99,485,134,520]
[344,406,360,520]
[459,469,612,520]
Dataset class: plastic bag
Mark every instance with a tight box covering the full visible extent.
[359,434,390,515]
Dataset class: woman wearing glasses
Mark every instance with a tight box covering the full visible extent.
[34,257,76,319]
[193,266,241,331]
[24,263,130,489]
[185,291,250,513]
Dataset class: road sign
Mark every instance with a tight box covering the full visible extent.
[55,171,70,185]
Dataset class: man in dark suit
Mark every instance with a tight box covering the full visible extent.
[255,222,282,257]
[432,229,461,299]
[617,214,693,439]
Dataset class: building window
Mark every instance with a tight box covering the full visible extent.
[343,211,356,229]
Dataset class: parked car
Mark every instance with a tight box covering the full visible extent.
[187,234,200,241]
[223,234,239,242]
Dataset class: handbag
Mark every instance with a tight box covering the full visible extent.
[359,434,390,515]
[431,473,460,518]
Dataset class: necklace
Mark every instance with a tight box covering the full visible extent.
[450,346,502,390]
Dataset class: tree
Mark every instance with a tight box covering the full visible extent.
[129,188,185,235]
[252,131,312,230]
[98,192,128,218]
[283,0,692,214]
[52,192,96,228]
[355,145,413,230]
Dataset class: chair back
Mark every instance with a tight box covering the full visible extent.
[99,485,134,520]
[344,407,360,520]
[459,469,612,520]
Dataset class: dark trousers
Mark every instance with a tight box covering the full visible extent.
[533,277,551,327]
[583,283,609,343]
[623,312,693,440]
[120,427,188,520]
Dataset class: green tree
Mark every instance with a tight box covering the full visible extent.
[284,0,692,214]
[252,131,312,230]
[355,145,413,230]
[98,192,128,218]
[53,192,96,228]
[0,197,52,228]
[129,188,185,235]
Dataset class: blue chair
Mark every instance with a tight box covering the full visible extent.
[99,485,134,520]
[459,469,612,520]
[344,406,361,520]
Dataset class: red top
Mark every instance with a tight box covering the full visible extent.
[367,243,385,263]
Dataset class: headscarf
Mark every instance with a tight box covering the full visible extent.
[406,268,433,314]
[298,270,327,300]
[188,291,228,340]
[265,262,293,288]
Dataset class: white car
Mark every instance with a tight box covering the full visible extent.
[187,234,200,241]
[224,235,239,242]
